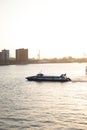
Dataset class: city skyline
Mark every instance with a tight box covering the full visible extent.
[0,48,87,66]
[0,48,87,59]
[0,0,87,58]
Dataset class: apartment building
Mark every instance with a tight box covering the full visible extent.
[16,48,28,63]
[0,49,9,64]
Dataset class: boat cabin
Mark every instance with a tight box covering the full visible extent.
[37,73,44,77]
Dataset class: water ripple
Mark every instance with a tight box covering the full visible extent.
[0,64,87,130]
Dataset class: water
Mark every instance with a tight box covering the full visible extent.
[0,63,87,130]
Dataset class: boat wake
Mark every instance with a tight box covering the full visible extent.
[71,76,87,83]
[72,80,87,83]
[71,75,87,83]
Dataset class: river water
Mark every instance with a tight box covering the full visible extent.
[0,63,87,130]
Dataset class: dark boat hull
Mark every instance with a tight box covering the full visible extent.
[26,79,71,82]
[26,76,71,82]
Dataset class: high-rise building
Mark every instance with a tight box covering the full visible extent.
[0,49,9,64]
[16,48,28,63]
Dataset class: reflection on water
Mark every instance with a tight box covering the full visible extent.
[0,63,87,130]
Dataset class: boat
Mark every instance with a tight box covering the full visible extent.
[25,73,71,82]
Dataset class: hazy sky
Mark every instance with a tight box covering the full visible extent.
[0,0,87,58]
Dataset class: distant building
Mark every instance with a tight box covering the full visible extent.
[16,48,28,64]
[0,49,9,65]
[0,52,2,64]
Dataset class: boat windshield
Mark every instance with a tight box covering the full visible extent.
[37,73,44,77]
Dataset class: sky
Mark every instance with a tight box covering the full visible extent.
[0,0,87,58]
